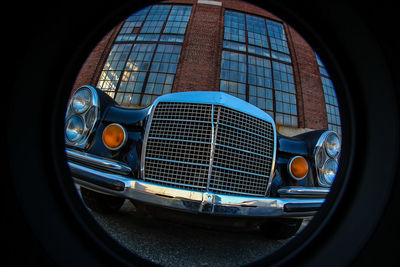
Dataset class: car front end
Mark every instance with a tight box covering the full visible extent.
[65,85,340,238]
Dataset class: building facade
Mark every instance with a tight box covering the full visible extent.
[73,0,341,136]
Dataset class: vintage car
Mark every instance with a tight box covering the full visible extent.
[65,85,340,239]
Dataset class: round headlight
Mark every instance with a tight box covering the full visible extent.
[321,159,338,185]
[65,116,84,142]
[72,88,92,113]
[325,133,340,158]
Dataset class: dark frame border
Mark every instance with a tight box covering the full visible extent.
[6,0,399,266]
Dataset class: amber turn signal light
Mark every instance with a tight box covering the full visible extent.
[288,156,309,180]
[102,123,127,150]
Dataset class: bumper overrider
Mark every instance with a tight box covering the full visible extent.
[67,148,328,218]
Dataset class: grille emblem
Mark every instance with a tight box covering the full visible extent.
[200,192,216,213]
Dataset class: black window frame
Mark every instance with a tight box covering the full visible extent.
[96,4,193,108]
[220,9,298,127]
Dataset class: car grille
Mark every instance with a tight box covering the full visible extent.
[143,102,275,197]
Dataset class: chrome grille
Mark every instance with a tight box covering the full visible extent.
[143,102,275,196]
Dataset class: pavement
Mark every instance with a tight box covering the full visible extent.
[89,198,309,266]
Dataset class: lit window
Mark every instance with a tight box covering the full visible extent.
[97,5,192,107]
[115,44,156,106]
[142,44,181,106]
[97,44,132,97]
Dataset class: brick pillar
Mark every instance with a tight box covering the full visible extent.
[287,26,328,130]
[173,2,223,92]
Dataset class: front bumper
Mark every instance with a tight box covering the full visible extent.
[67,149,328,218]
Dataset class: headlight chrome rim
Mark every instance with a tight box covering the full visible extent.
[320,158,338,185]
[325,133,341,158]
[313,130,341,187]
[65,115,85,142]
[65,86,100,148]
[71,87,92,114]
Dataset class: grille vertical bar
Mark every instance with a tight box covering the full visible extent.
[143,102,275,196]
[206,104,216,191]
[209,105,274,196]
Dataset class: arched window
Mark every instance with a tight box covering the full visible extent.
[315,52,342,137]
[96,5,192,107]
[220,10,297,127]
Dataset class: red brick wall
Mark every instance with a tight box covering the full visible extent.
[287,26,328,129]
[173,2,223,92]
[72,0,328,130]
[222,0,281,21]
[171,0,283,93]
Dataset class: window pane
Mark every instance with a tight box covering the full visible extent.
[141,5,171,33]
[164,6,192,34]
[220,51,247,97]
[266,19,290,54]
[115,7,150,42]
[246,15,268,48]
[219,10,298,127]
[315,52,341,136]
[97,44,132,92]
[272,61,297,126]
[248,55,271,88]
[223,40,246,52]
[224,11,246,43]
[96,5,189,107]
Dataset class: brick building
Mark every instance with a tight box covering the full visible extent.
[73,0,341,136]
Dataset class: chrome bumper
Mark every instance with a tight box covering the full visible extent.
[67,149,327,218]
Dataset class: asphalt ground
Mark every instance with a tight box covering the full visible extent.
[81,191,310,267]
